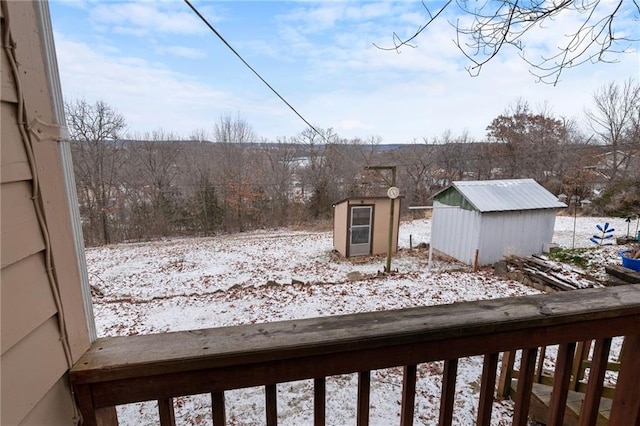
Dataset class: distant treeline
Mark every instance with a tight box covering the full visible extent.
[66,92,640,246]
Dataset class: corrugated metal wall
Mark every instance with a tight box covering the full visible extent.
[431,201,481,265]
[432,201,558,266]
[477,210,557,265]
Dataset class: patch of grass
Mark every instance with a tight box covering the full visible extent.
[548,248,592,269]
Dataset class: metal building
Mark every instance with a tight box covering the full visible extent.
[431,179,566,266]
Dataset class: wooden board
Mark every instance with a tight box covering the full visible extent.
[605,264,640,284]
[515,381,610,426]
[72,285,640,388]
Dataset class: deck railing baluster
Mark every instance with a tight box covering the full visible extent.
[95,407,118,426]
[357,371,370,426]
[158,398,176,426]
[512,347,538,426]
[439,358,458,426]
[546,342,576,426]
[535,346,547,383]
[400,364,417,426]
[579,337,612,426]
[314,378,326,426]
[496,350,515,399]
[265,384,278,426]
[211,391,226,426]
[570,340,591,391]
[476,353,498,426]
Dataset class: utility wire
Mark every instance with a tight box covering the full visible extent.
[183,0,326,142]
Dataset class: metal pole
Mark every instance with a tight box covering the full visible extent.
[386,167,397,273]
[572,187,578,249]
[364,165,397,273]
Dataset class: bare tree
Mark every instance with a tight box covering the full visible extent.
[376,1,638,84]
[433,130,480,186]
[128,130,183,237]
[213,114,262,232]
[586,78,640,182]
[393,142,437,206]
[294,127,353,219]
[628,100,640,180]
[486,99,567,182]
[66,99,126,245]
[259,139,301,226]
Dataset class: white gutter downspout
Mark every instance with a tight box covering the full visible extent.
[34,1,97,343]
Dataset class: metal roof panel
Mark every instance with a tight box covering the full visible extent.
[434,179,567,212]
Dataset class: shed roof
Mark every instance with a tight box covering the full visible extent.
[432,179,567,213]
[333,196,403,206]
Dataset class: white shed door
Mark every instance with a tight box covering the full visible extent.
[349,206,372,256]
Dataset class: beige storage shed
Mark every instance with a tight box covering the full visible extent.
[333,197,401,258]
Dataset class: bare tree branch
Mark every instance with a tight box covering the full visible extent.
[376,0,638,85]
[373,0,453,51]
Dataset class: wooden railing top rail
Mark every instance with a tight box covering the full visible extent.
[71,284,640,389]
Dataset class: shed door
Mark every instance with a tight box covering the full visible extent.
[349,206,372,256]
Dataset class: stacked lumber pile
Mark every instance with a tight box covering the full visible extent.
[604,264,640,285]
[505,255,601,292]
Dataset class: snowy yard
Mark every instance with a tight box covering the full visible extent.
[86,215,635,425]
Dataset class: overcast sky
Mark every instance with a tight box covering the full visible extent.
[49,1,639,143]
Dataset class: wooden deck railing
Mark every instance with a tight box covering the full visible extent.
[71,284,640,426]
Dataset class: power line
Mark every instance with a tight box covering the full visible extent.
[183,0,327,142]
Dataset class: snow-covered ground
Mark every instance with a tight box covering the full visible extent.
[86,215,637,425]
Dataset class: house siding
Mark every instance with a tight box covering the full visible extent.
[1,253,57,354]
[19,377,77,426]
[1,1,90,424]
[1,317,70,425]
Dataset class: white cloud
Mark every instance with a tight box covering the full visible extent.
[53,33,247,136]
[51,1,640,143]
[157,45,207,59]
[89,2,208,36]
